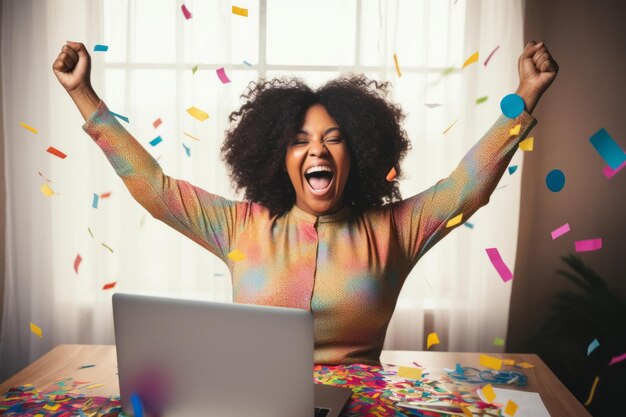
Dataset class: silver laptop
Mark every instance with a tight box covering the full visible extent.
[112,293,352,417]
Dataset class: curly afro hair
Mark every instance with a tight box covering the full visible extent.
[221,74,411,217]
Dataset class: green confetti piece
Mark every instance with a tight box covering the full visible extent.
[88,227,94,238]
[476,96,488,104]
[101,242,114,253]
[493,337,505,346]
[192,64,199,74]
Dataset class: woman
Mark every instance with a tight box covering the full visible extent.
[53,40,558,366]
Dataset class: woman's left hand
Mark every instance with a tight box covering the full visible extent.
[515,41,559,113]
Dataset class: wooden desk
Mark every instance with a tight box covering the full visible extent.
[0,345,591,417]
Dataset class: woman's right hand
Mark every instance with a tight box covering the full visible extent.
[52,41,92,95]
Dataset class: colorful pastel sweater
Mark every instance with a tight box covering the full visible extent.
[83,101,536,366]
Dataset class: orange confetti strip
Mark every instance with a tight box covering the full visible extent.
[153,118,162,128]
[232,5,248,17]
[30,322,43,338]
[46,146,67,159]
[462,51,479,69]
[386,167,397,182]
[74,254,82,274]
[393,54,402,77]
[99,191,112,198]
[102,282,117,290]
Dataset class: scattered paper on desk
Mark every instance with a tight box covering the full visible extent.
[515,361,535,369]
[446,213,463,228]
[187,106,209,121]
[30,322,43,338]
[47,146,67,159]
[479,354,502,370]
[587,338,600,356]
[85,383,104,389]
[504,399,519,417]
[227,249,246,261]
[485,248,514,282]
[492,388,550,417]
[216,67,231,84]
[232,5,248,17]
[20,122,38,134]
[478,383,496,403]
[519,136,534,151]
[427,332,440,349]
[40,183,55,197]
[502,359,515,366]
[74,254,82,274]
[397,366,422,380]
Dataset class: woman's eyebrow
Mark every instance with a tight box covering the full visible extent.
[324,127,341,135]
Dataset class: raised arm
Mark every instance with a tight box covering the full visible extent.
[52,42,241,261]
[393,41,559,266]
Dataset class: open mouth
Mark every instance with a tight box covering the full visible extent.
[304,166,335,193]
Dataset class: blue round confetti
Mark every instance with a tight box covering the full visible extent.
[500,93,525,118]
[546,169,565,192]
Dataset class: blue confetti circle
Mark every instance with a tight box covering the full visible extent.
[546,169,565,192]
[500,94,525,118]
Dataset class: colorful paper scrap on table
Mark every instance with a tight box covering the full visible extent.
[19,121,38,134]
[502,359,515,366]
[515,362,535,369]
[589,127,626,169]
[216,67,231,84]
[587,338,600,355]
[500,93,524,118]
[478,383,496,403]
[74,254,82,274]
[47,146,67,159]
[227,249,246,261]
[603,160,626,179]
[232,5,248,17]
[385,167,396,182]
[484,45,500,66]
[609,352,626,366]
[40,183,55,197]
[476,96,488,104]
[504,399,519,416]
[426,332,440,349]
[397,366,422,380]
[446,213,463,228]
[30,322,43,338]
[187,106,209,121]
[149,136,163,146]
[551,223,570,239]
[493,337,505,346]
[181,3,192,19]
[546,169,565,192]
[102,282,117,290]
[508,165,518,175]
[110,111,129,123]
[575,238,602,252]
[184,132,200,141]
[485,248,513,282]
[443,119,458,134]
[519,136,534,151]
[92,192,99,208]
[182,143,191,157]
[93,44,108,52]
[509,123,521,136]
[462,51,479,69]
[480,354,503,370]
[153,118,162,128]
[424,103,443,108]
[393,53,402,77]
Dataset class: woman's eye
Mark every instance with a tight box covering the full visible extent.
[325,137,342,144]
[292,139,308,145]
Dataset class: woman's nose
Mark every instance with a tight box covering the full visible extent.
[308,141,328,157]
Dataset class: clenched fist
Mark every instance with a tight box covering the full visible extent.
[515,41,559,113]
[52,41,92,94]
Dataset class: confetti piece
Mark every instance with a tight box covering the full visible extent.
[131,392,144,417]
[393,54,402,77]
[232,5,248,17]
[515,362,535,369]
[551,223,570,240]
[397,366,422,380]
[153,118,162,128]
[443,119,458,134]
[102,282,117,290]
[385,167,397,182]
[424,103,443,108]
[589,128,626,169]
[575,238,602,252]
[442,66,455,76]
[183,132,200,141]
[182,143,191,157]
[243,60,252,67]
[609,352,626,366]
[464,222,474,229]
[502,359,515,366]
[19,122,38,134]
[100,191,112,198]
[40,183,55,197]
[603,160,626,179]
[74,254,82,274]
[546,169,565,192]
[93,44,108,52]
[583,376,599,406]
[587,338,600,355]
[227,249,246,261]
[483,45,500,66]
[427,332,440,349]
[43,403,61,411]
[101,242,114,253]
[493,337,505,346]
[149,136,163,147]
[216,67,231,84]
[508,165,518,175]
[446,213,463,228]
[30,322,43,338]
[181,4,192,19]
[92,193,99,208]
[462,51,479,69]
[187,106,209,121]
[480,354,502,370]
[500,94,525,118]
[88,227,94,238]
[485,248,513,282]
[509,124,521,136]
[85,384,104,389]
[476,96,488,104]
[47,146,67,159]
[192,64,199,74]
[78,364,95,369]
[519,136,534,151]
[503,399,518,416]
[110,111,129,123]
[38,171,52,182]
[478,383,496,403]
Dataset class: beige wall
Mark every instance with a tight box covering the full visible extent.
[508,0,626,351]
[0,3,5,333]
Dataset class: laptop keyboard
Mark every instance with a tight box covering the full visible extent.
[314,407,331,417]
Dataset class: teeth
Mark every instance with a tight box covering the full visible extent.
[305,166,333,175]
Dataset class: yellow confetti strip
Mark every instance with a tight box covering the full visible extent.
[227,249,246,261]
[397,366,422,380]
[462,51,479,69]
[443,119,458,134]
[40,183,55,197]
[186,106,210,121]
[479,354,502,370]
[479,383,496,403]
[385,167,397,182]
[30,322,43,338]
[232,5,248,17]
[426,332,440,349]
[184,132,200,141]
[446,214,463,228]
[519,136,534,151]
[509,124,521,136]
[504,399,519,416]
[85,383,104,389]
[393,54,402,77]
[19,122,38,134]
[515,361,534,368]
[583,376,599,406]
[502,359,515,366]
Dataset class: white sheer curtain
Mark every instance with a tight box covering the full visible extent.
[1,0,524,380]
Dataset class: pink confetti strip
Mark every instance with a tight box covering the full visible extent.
[73,254,82,274]
[609,352,626,366]
[551,223,571,240]
[485,248,514,282]
[181,4,192,19]
[216,67,231,84]
[483,45,500,66]
[603,160,626,179]
[575,238,602,252]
